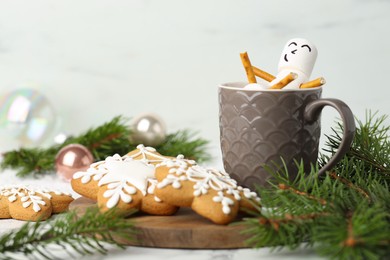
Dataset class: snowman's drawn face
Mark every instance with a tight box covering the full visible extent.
[283,41,312,62]
[278,38,318,77]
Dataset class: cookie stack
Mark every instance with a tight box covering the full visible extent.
[71,144,260,225]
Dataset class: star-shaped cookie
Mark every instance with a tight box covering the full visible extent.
[71,144,178,216]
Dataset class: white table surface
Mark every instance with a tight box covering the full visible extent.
[0,168,324,260]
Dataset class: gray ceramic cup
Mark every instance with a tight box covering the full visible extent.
[219,82,356,189]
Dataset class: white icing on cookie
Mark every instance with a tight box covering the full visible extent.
[103,180,137,209]
[36,188,71,197]
[1,186,26,202]
[238,186,261,201]
[147,179,163,203]
[98,156,155,196]
[186,167,237,196]
[158,154,196,175]
[73,144,168,186]
[225,187,241,200]
[157,161,260,215]
[130,144,168,164]
[0,185,72,213]
[73,160,108,184]
[157,174,188,189]
[212,191,235,214]
[156,155,196,190]
[20,194,46,212]
[74,145,178,208]
[97,147,197,208]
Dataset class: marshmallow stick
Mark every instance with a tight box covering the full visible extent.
[300,77,326,89]
[269,72,297,89]
[252,66,275,82]
[240,52,257,83]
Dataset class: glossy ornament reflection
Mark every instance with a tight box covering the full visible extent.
[55,144,94,182]
[130,113,167,147]
[0,89,57,150]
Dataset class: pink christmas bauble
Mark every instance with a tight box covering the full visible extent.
[55,144,93,182]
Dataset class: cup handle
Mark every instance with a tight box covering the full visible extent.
[304,98,356,177]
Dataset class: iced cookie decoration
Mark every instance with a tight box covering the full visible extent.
[240,38,325,90]
[0,185,73,221]
[71,145,178,216]
[154,158,260,225]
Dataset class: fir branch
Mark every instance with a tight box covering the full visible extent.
[245,163,390,258]
[328,171,371,201]
[243,111,390,259]
[244,164,332,249]
[0,147,59,176]
[277,183,328,206]
[0,116,210,177]
[0,207,136,259]
[322,111,390,181]
[0,116,131,177]
[66,115,133,161]
[314,202,390,260]
[155,129,210,162]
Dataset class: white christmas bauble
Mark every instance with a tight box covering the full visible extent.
[130,113,167,146]
[0,88,57,151]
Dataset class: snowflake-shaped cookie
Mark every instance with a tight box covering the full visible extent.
[0,185,73,221]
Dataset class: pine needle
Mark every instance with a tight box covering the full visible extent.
[243,111,390,259]
[0,207,136,259]
[0,116,210,177]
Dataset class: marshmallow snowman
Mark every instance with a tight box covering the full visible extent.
[269,38,318,89]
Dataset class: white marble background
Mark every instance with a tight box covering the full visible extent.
[0,0,389,259]
[1,0,390,158]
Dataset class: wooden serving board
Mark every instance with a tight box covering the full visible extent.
[69,197,251,249]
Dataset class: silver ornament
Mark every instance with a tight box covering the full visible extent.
[130,113,167,146]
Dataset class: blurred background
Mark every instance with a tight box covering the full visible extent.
[0,0,389,165]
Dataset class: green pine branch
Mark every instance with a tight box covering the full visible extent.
[243,111,390,260]
[322,111,390,181]
[67,115,133,161]
[0,207,136,259]
[155,130,210,162]
[0,116,210,177]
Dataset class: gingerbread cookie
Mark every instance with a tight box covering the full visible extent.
[71,145,178,216]
[154,155,260,225]
[0,185,74,221]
